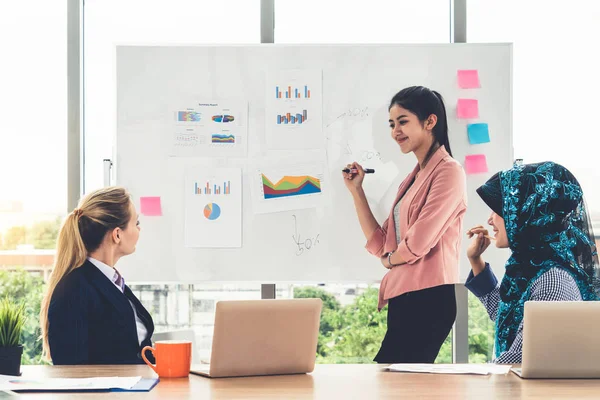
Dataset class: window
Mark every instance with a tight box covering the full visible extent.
[275,0,450,43]
[273,0,453,362]
[468,0,600,222]
[129,283,262,359]
[83,0,455,364]
[83,0,261,191]
[83,0,262,361]
[468,292,495,363]
[284,284,452,363]
[0,1,68,364]
[467,0,600,360]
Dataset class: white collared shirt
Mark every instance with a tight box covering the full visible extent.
[88,257,148,346]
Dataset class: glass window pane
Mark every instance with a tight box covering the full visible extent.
[281,283,384,363]
[83,0,261,191]
[275,0,450,43]
[129,283,261,361]
[468,292,495,363]
[0,1,67,365]
[279,283,453,363]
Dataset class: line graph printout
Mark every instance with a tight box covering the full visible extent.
[265,69,323,150]
[170,100,247,157]
[184,167,242,248]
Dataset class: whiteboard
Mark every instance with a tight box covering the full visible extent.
[115,44,512,283]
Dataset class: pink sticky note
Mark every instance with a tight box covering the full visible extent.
[457,99,479,119]
[465,154,488,175]
[140,196,162,216]
[457,70,481,89]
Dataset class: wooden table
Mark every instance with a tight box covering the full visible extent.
[13,364,600,399]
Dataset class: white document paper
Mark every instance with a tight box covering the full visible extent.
[184,167,242,248]
[0,375,141,391]
[265,69,323,150]
[384,363,512,375]
[250,150,328,214]
[170,100,248,158]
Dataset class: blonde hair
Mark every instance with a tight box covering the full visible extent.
[40,186,132,361]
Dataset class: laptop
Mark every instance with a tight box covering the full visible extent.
[512,301,600,379]
[190,298,322,378]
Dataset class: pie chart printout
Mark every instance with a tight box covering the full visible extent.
[203,203,221,220]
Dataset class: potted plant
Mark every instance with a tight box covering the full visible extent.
[0,297,26,376]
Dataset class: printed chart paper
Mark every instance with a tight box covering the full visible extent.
[0,376,142,391]
[184,167,242,248]
[170,100,247,158]
[251,152,328,214]
[265,69,323,150]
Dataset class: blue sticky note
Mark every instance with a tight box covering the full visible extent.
[467,123,490,145]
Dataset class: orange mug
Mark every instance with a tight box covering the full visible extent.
[141,340,192,378]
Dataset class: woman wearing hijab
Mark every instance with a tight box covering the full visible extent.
[465,161,599,363]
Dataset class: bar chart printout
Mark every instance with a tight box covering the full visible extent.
[276,109,308,124]
[184,168,242,248]
[265,69,323,150]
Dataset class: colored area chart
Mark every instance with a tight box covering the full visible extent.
[212,115,235,123]
[275,85,311,99]
[277,110,307,124]
[203,203,221,220]
[178,111,202,122]
[211,134,235,144]
[261,174,321,199]
[195,181,231,195]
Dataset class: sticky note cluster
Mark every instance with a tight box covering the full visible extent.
[457,69,491,175]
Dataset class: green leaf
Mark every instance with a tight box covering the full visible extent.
[0,296,26,347]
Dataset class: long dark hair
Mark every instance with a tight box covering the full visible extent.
[389,86,452,164]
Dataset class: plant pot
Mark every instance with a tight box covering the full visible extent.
[0,345,23,376]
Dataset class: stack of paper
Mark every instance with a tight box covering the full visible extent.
[384,364,512,375]
[0,375,143,392]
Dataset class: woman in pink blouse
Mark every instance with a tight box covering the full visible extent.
[343,86,467,363]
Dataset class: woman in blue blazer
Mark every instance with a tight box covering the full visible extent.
[40,187,155,365]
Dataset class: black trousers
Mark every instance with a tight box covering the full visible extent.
[374,284,457,364]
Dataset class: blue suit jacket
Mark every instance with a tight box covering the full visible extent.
[48,260,155,365]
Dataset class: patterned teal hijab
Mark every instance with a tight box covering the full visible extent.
[477,162,599,358]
